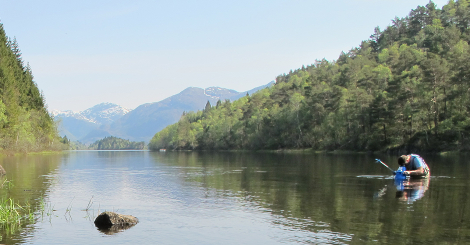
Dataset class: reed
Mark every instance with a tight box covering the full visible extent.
[65,197,74,215]
[85,196,93,211]
[0,198,33,226]
[37,196,55,222]
[0,196,53,238]
[1,178,13,189]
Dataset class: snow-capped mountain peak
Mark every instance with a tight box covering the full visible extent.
[52,103,131,125]
[204,87,239,100]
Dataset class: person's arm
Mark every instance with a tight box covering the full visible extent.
[404,156,425,176]
[404,167,424,176]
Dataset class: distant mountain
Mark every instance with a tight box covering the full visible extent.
[108,82,274,142]
[52,103,131,142]
[53,82,274,144]
[79,102,131,125]
[230,82,275,101]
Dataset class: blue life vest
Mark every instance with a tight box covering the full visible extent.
[407,154,430,176]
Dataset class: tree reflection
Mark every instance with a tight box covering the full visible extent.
[0,154,62,244]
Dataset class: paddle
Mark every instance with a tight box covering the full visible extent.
[376,159,408,180]
[375,159,395,173]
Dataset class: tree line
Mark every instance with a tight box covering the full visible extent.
[88,136,145,150]
[149,1,470,153]
[0,22,63,153]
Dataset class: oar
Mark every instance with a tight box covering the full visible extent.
[375,159,395,173]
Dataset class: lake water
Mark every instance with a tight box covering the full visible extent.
[0,151,469,244]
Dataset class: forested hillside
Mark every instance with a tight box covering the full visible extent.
[88,136,145,150]
[149,1,470,153]
[0,23,62,153]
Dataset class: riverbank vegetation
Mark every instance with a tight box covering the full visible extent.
[149,1,470,153]
[0,23,63,154]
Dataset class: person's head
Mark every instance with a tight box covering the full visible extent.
[398,155,409,166]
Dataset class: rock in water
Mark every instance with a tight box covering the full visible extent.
[94,211,138,232]
[0,165,6,175]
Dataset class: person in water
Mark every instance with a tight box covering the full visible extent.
[397,154,430,178]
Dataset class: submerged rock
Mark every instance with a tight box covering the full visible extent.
[94,211,138,233]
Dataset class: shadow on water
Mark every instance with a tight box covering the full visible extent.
[96,224,137,235]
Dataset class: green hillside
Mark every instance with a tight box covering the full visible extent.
[88,136,145,150]
[149,1,470,153]
[0,22,62,153]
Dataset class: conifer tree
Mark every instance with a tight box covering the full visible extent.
[149,1,470,153]
[0,22,62,153]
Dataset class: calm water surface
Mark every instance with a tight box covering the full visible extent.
[0,151,469,244]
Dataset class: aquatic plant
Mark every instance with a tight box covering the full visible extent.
[37,196,55,222]
[85,195,93,211]
[0,198,34,237]
[65,197,74,215]
[0,178,13,189]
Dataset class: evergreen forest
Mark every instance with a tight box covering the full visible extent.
[88,136,145,150]
[149,1,470,153]
[0,22,63,153]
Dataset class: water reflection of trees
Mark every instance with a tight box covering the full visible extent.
[151,152,359,243]
[0,154,62,244]
[150,152,470,244]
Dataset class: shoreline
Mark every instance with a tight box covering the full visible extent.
[148,148,470,155]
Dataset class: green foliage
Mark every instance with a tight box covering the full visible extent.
[0,198,33,225]
[68,140,88,150]
[149,1,470,153]
[0,22,62,153]
[89,136,145,150]
[59,136,70,145]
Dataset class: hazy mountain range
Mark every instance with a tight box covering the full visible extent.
[52,82,274,144]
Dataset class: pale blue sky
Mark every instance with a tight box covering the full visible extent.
[0,0,449,111]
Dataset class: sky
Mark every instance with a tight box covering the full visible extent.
[0,0,449,112]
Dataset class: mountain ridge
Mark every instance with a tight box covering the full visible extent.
[53,103,131,142]
[54,83,274,144]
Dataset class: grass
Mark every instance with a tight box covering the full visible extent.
[27,151,67,155]
[0,182,75,239]
[38,196,56,222]
[84,196,94,211]
[0,180,31,232]
[0,198,34,226]
[1,178,13,189]
[0,194,100,239]
[65,197,74,215]
[0,150,66,157]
